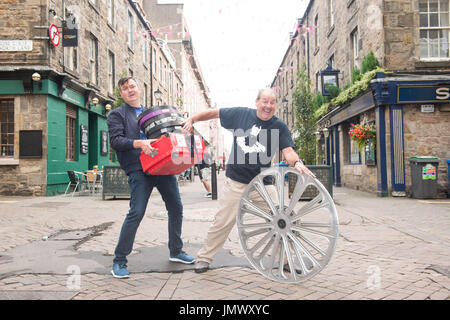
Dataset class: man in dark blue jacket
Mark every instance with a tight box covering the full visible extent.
[107,77,195,278]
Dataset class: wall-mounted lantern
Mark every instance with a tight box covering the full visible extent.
[32,72,42,90]
[320,62,340,96]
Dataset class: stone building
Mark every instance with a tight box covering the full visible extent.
[272,0,450,197]
[142,0,220,158]
[0,0,189,195]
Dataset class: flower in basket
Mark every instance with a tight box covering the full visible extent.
[349,123,376,151]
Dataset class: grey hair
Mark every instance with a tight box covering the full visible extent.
[256,88,277,100]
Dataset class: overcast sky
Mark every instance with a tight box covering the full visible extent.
[158,0,309,109]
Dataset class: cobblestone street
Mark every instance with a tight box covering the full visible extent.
[0,174,449,302]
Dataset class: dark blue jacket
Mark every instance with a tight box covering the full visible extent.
[107,104,144,175]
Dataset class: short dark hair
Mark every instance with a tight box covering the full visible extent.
[118,77,138,89]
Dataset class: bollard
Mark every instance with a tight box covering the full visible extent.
[211,162,217,200]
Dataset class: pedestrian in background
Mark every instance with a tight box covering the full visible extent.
[196,153,212,198]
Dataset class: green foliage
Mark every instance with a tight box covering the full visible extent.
[361,51,380,74]
[292,66,318,164]
[326,85,341,99]
[314,102,331,120]
[112,70,129,109]
[312,92,328,109]
[352,66,362,83]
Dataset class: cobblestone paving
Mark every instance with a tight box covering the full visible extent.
[0,176,449,300]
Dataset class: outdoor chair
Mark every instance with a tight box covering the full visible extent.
[64,170,88,196]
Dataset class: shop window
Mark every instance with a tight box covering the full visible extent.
[419,0,450,60]
[66,104,77,161]
[0,99,14,157]
[349,136,361,164]
[365,139,376,165]
[365,121,377,165]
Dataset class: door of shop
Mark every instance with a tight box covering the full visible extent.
[88,113,98,170]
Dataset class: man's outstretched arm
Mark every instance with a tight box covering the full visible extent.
[282,146,316,178]
[182,109,220,133]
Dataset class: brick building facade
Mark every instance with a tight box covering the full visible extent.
[0,0,210,196]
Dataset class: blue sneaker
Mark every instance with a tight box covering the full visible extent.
[169,251,196,264]
[111,263,130,278]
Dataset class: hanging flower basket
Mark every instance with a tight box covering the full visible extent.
[349,123,376,151]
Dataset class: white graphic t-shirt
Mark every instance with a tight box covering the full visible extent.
[220,107,294,184]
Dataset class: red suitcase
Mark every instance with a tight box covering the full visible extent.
[140,132,205,175]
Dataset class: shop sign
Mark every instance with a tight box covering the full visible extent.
[398,85,450,103]
[62,20,78,47]
[0,40,33,51]
[422,164,436,180]
[80,125,88,154]
[101,130,108,156]
[420,104,434,113]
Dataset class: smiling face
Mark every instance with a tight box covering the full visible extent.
[256,89,277,121]
[119,78,141,108]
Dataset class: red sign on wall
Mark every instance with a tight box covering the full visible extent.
[49,24,60,47]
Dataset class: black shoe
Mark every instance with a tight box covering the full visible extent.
[195,261,210,273]
[283,263,303,274]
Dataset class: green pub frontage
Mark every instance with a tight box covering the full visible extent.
[317,73,450,198]
[0,69,117,196]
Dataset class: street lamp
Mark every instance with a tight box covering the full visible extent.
[154,88,162,106]
[320,61,340,96]
[323,127,329,138]
[315,131,321,140]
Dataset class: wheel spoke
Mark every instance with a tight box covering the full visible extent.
[243,226,272,239]
[288,232,322,269]
[249,230,275,255]
[241,222,273,230]
[275,170,284,211]
[301,222,332,228]
[291,225,335,241]
[257,235,276,270]
[296,232,327,257]
[291,194,329,222]
[285,176,307,215]
[241,198,273,222]
[254,177,278,216]
[237,167,338,283]
[282,235,297,281]
[288,234,310,275]
[267,234,281,274]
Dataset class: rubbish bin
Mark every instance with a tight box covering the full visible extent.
[408,156,439,199]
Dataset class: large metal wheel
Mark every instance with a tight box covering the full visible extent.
[237,166,339,283]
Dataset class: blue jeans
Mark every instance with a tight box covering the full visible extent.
[113,171,183,265]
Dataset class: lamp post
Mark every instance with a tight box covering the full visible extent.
[315,131,321,165]
[320,61,340,96]
[154,88,162,106]
[323,127,330,165]
[315,131,321,140]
